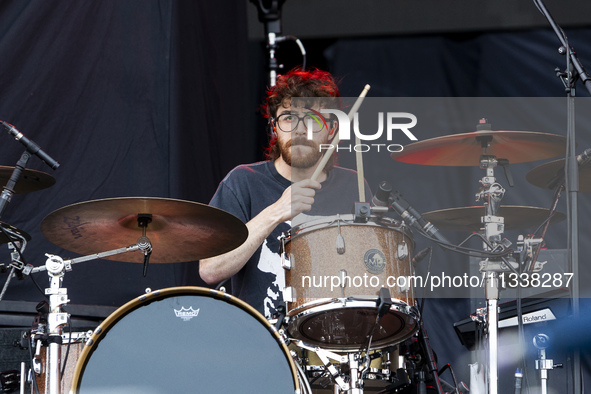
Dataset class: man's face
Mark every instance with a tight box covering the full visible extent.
[275,101,334,169]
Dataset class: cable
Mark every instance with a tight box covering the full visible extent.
[60,317,73,378]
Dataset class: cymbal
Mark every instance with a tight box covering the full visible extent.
[526,158,591,193]
[40,197,248,263]
[0,222,31,244]
[391,130,566,166]
[0,166,56,193]
[422,205,565,232]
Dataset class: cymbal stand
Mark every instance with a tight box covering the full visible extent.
[26,240,150,394]
[41,254,69,394]
[475,153,507,394]
[533,334,563,394]
[0,227,27,302]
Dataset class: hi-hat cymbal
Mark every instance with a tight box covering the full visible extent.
[0,166,56,193]
[40,197,248,263]
[0,222,31,244]
[526,158,591,193]
[391,130,566,166]
[422,205,565,232]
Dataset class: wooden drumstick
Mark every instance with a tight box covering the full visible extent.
[310,84,371,182]
[355,127,366,202]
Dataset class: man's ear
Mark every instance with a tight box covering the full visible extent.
[269,120,277,137]
[327,120,338,141]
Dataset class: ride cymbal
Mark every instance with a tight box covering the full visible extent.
[40,197,248,263]
[422,205,565,232]
[391,130,566,166]
[0,166,56,193]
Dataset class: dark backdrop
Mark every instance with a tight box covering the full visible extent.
[1,1,590,392]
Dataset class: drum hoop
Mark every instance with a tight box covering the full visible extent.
[290,214,414,244]
[287,299,420,352]
[70,286,300,393]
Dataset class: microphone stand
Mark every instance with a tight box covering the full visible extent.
[533,2,590,392]
[250,0,287,87]
[0,151,31,221]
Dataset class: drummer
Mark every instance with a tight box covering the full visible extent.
[199,67,371,319]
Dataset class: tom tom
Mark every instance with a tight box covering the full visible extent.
[282,215,419,351]
[70,287,300,393]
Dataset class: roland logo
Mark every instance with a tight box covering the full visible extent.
[174,306,200,321]
[523,313,547,323]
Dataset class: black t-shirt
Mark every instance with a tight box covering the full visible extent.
[208,160,370,318]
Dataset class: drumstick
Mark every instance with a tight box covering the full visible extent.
[355,129,366,202]
[310,84,371,182]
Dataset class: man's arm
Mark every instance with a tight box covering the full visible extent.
[199,179,321,285]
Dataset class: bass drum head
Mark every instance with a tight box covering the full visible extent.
[71,287,299,393]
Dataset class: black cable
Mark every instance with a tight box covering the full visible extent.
[29,272,49,300]
[60,317,73,378]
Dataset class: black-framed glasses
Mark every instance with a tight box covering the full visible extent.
[273,113,329,133]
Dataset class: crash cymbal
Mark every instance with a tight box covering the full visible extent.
[526,158,591,193]
[0,222,31,244]
[391,130,566,166]
[0,166,56,193]
[422,205,565,232]
[40,197,248,263]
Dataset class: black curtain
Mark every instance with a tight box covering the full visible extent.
[0,0,251,306]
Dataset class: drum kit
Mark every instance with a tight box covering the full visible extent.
[1,120,587,394]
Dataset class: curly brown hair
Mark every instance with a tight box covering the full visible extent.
[263,67,341,166]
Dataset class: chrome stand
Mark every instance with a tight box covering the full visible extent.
[28,237,152,394]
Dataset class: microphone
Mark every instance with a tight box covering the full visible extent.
[1,121,60,170]
[371,181,391,207]
[373,181,450,245]
[389,190,450,244]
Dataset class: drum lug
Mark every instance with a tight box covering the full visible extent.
[281,253,292,270]
[283,286,295,303]
[336,216,345,254]
[397,242,409,260]
[280,233,292,270]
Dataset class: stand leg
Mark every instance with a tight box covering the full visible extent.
[485,272,500,394]
[487,298,498,394]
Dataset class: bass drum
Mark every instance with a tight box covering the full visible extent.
[71,287,301,394]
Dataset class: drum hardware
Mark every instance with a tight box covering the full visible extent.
[532,333,563,394]
[295,341,352,392]
[136,213,153,277]
[0,230,29,302]
[15,237,170,394]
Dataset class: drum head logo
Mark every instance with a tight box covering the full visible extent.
[364,249,386,274]
[174,306,200,321]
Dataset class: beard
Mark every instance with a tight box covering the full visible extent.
[279,136,323,169]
